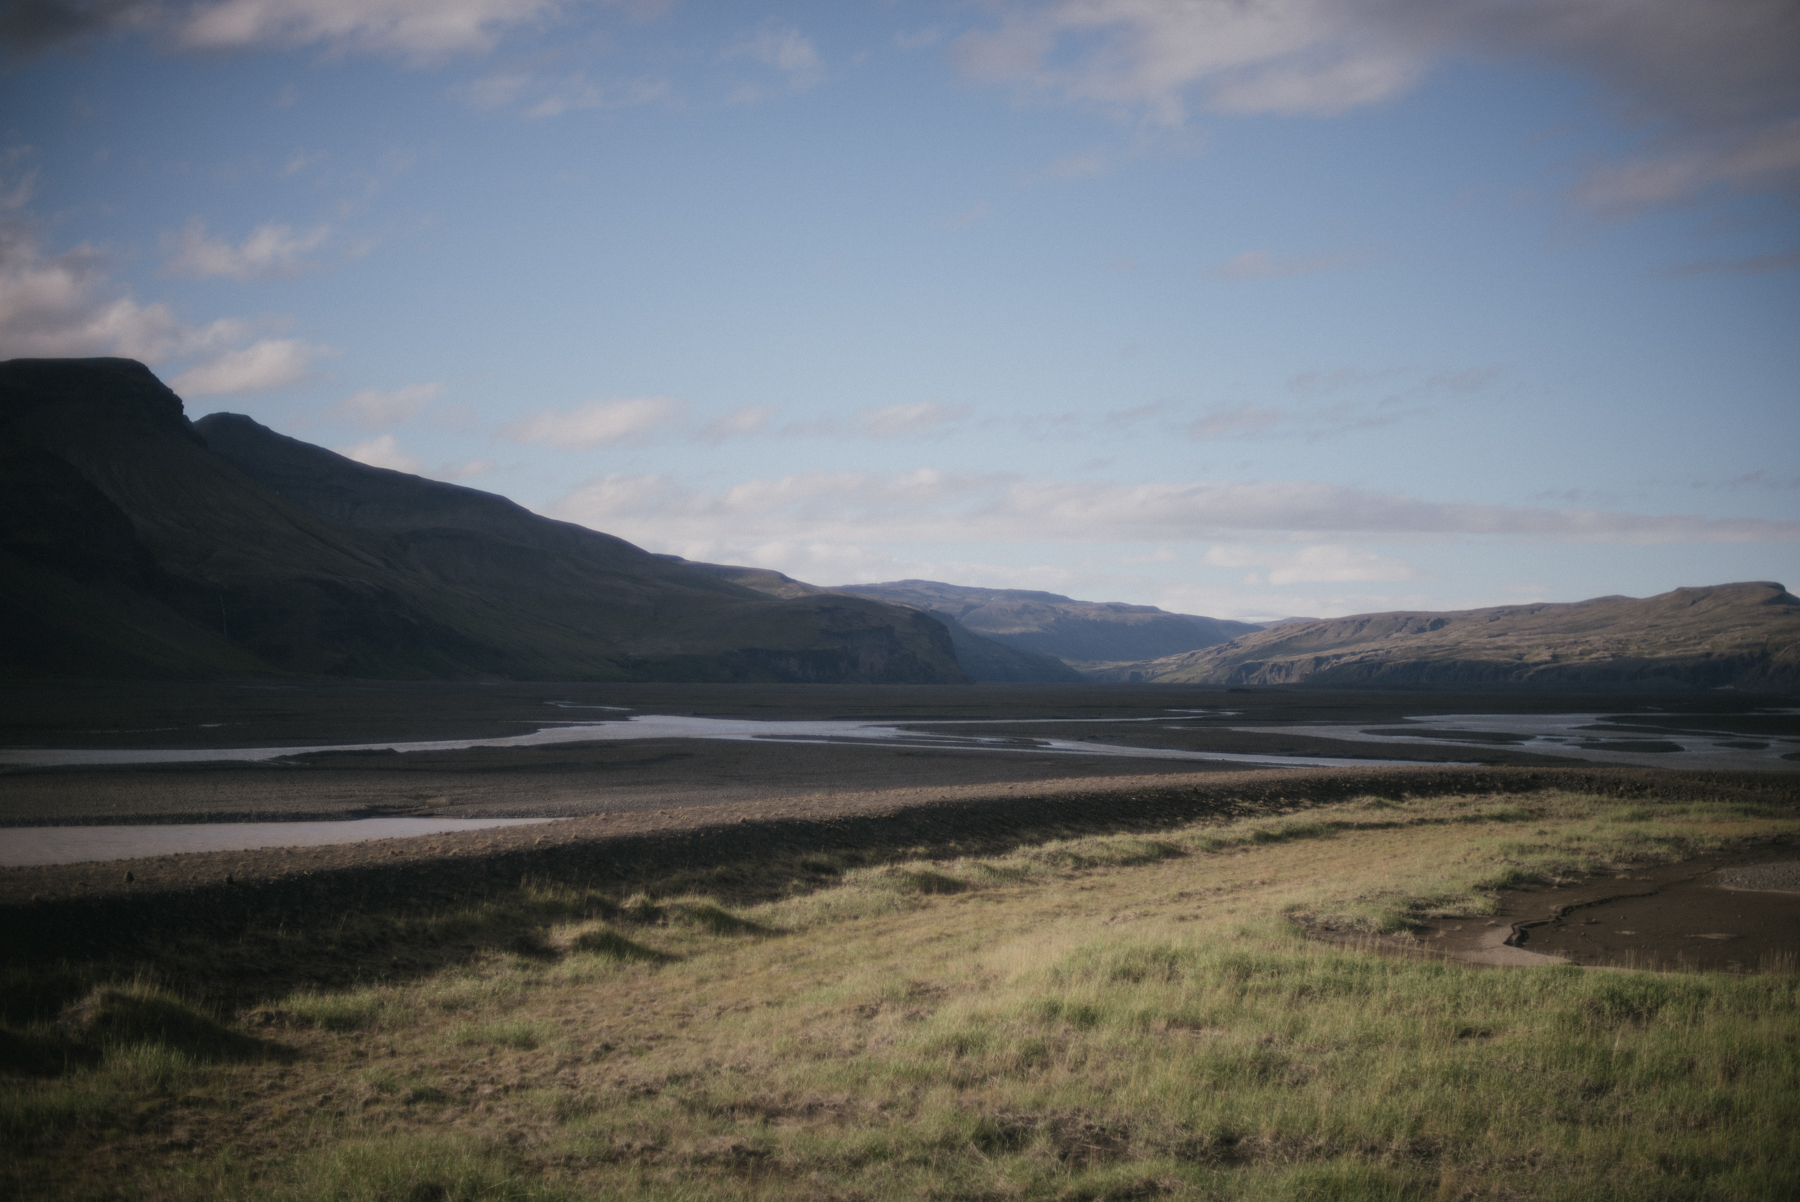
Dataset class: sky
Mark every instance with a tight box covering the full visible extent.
[2,0,1797,622]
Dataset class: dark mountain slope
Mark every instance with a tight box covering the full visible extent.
[836,580,1262,665]
[2,358,965,683]
[198,413,965,684]
[1089,583,1800,690]
[3,358,511,678]
[664,558,1083,682]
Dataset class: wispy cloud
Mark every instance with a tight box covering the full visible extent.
[545,469,1800,552]
[463,70,670,117]
[169,337,333,395]
[720,22,825,94]
[1203,543,1426,585]
[326,381,442,427]
[777,401,972,440]
[500,396,685,447]
[334,432,420,472]
[697,405,776,443]
[280,149,326,177]
[161,219,330,280]
[951,0,1800,211]
[857,402,970,438]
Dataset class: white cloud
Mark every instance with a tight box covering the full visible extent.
[1204,543,1427,585]
[161,219,330,280]
[0,221,246,361]
[500,395,684,447]
[279,149,326,177]
[777,402,975,440]
[698,404,776,442]
[431,458,494,481]
[335,433,421,472]
[169,337,331,395]
[858,402,970,438]
[1183,405,1287,440]
[951,0,1429,126]
[178,0,555,61]
[721,22,825,91]
[522,74,669,118]
[326,381,442,427]
[1183,397,1422,442]
[952,0,1800,209]
[1575,118,1800,212]
[0,0,561,61]
[463,69,670,117]
[545,469,1800,552]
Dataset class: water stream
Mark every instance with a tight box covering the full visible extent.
[6,708,1788,868]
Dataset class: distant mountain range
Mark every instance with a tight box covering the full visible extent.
[835,580,1263,666]
[7,358,1794,691]
[1083,583,1800,690]
[662,562,1088,683]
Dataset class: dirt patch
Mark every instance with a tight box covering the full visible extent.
[1396,844,1800,972]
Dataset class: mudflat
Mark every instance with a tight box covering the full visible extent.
[1405,846,1800,972]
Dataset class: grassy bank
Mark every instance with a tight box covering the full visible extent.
[4,784,1798,1200]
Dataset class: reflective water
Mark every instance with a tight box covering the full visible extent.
[0,712,1429,771]
[0,817,561,868]
[1232,713,1800,771]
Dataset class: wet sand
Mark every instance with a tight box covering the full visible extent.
[1386,845,1800,972]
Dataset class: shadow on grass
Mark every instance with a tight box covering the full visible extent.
[570,925,676,964]
[2,982,292,1083]
[1,765,1790,1018]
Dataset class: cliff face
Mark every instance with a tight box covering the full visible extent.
[1087,583,1800,690]
[2,358,966,683]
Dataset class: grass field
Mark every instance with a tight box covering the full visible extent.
[4,784,1798,1200]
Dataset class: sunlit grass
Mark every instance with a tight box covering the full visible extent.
[2,786,1795,1200]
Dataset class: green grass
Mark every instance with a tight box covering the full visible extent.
[2,786,1796,1200]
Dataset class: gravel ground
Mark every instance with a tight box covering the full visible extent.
[1717,860,1800,893]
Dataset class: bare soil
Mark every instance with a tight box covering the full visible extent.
[1374,845,1800,972]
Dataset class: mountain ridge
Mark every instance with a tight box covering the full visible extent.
[2,358,967,684]
[1084,582,1800,690]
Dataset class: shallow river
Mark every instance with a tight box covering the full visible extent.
[0,712,1422,770]
[5,708,1789,868]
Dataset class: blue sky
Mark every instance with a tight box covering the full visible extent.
[3,0,1797,620]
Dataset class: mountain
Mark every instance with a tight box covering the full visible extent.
[1085,583,1800,690]
[835,580,1262,666]
[664,559,1084,683]
[1,358,967,683]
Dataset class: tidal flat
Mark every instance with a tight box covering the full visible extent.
[1,682,1797,1199]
